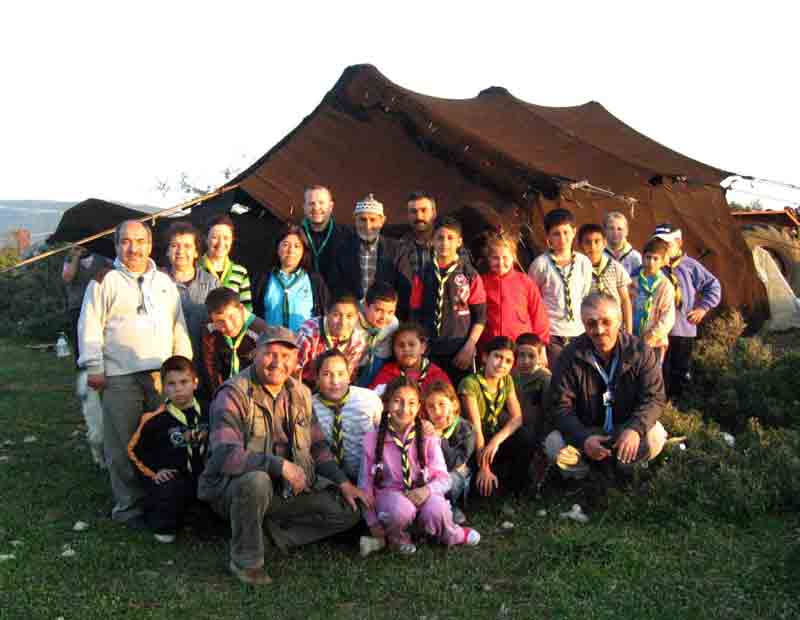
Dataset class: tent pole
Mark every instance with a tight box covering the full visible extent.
[1,183,241,274]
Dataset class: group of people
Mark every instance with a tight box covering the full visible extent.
[64,185,721,585]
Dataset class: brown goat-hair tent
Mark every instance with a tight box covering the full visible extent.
[50,64,766,317]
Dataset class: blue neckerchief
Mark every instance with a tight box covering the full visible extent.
[590,352,619,433]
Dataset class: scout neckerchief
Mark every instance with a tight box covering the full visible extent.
[318,390,351,465]
[589,351,619,434]
[433,259,459,336]
[165,398,204,472]
[359,314,382,370]
[273,268,307,327]
[321,316,352,354]
[441,416,461,440]
[302,218,334,272]
[476,373,510,435]
[401,357,430,384]
[548,252,576,322]
[591,255,613,295]
[389,425,417,490]
[224,310,257,376]
[662,255,684,310]
[608,242,633,263]
[637,270,664,336]
[202,254,233,286]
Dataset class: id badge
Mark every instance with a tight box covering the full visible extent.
[603,390,614,407]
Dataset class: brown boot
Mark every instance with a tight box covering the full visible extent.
[229,560,272,586]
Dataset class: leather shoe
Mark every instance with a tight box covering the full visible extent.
[229,560,272,586]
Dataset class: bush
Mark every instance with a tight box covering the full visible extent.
[0,250,70,340]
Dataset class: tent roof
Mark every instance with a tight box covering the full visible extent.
[232,64,730,223]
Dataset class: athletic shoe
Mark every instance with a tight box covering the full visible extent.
[154,533,176,544]
[396,543,417,555]
[456,527,480,546]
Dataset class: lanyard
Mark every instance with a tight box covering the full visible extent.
[302,219,334,271]
[589,353,619,434]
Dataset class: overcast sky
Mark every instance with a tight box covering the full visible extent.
[2,1,797,209]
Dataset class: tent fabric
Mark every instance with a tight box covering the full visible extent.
[752,246,800,331]
[48,64,766,317]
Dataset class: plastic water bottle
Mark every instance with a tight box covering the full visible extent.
[56,332,70,358]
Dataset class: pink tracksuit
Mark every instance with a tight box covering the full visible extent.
[358,427,466,546]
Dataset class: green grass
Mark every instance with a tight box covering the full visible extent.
[1,340,799,619]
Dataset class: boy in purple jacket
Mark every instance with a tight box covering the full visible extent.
[651,224,721,399]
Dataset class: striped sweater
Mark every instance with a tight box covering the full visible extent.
[200,256,253,311]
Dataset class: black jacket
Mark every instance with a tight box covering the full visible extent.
[333,234,400,300]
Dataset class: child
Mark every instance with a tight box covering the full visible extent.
[410,216,486,387]
[423,381,475,525]
[369,322,452,396]
[479,232,549,351]
[630,238,676,365]
[202,287,268,393]
[603,211,642,276]
[512,333,552,442]
[313,350,383,483]
[128,356,208,543]
[357,281,400,387]
[651,224,722,398]
[527,209,593,369]
[459,337,534,497]
[578,223,633,334]
[358,376,480,554]
[296,292,368,388]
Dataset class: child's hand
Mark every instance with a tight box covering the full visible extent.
[405,485,430,507]
[421,420,436,436]
[453,341,476,370]
[154,469,178,485]
[687,308,708,325]
[480,436,502,467]
[476,466,498,497]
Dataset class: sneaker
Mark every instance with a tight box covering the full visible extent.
[154,533,176,544]
[452,507,467,525]
[229,559,273,586]
[359,535,386,557]
[396,543,417,555]
[457,527,480,546]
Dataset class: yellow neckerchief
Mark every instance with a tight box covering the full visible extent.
[164,398,204,472]
[317,390,351,465]
[433,258,459,336]
[223,310,257,376]
[475,373,510,435]
[663,254,684,309]
[591,254,613,295]
[388,423,417,490]
[359,313,382,369]
[202,254,232,285]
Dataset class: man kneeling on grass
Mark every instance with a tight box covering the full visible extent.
[198,327,365,586]
[545,293,667,492]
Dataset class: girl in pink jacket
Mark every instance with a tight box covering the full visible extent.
[358,376,480,555]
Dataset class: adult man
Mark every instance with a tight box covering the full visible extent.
[335,194,399,301]
[395,192,438,319]
[545,293,667,482]
[300,185,354,292]
[198,326,366,586]
[79,220,192,526]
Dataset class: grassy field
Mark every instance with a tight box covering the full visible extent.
[1,338,798,620]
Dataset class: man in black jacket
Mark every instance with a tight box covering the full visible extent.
[545,292,668,480]
[301,185,355,293]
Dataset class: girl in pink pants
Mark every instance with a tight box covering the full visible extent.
[358,376,480,554]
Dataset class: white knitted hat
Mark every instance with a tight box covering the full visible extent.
[354,194,384,217]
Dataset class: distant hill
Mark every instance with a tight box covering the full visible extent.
[0,200,77,242]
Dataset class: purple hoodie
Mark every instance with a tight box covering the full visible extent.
[668,255,722,338]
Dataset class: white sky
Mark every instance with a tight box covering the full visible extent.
[2,1,798,209]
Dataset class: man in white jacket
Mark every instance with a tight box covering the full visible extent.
[79,220,192,527]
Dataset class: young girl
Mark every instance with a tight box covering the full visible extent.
[479,232,549,351]
[459,337,535,497]
[254,224,329,332]
[423,381,475,525]
[358,377,480,554]
[369,322,452,396]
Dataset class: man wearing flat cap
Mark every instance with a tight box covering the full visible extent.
[199,326,366,586]
[335,193,399,301]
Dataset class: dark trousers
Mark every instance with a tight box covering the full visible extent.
[473,426,536,496]
[69,307,81,367]
[664,336,694,399]
[143,472,198,534]
[431,354,474,390]
[546,336,573,373]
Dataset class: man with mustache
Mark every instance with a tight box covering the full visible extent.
[79,220,192,528]
[199,326,364,585]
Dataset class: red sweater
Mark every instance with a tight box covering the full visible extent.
[368,359,452,392]
[479,270,550,347]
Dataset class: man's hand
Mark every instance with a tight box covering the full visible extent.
[154,469,178,485]
[453,340,476,370]
[339,481,372,511]
[281,460,307,494]
[87,373,106,391]
[480,435,502,468]
[614,429,641,464]
[405,485,430,507]
[584,435,612,461]
[686,308,708,325]
[475,465,499,497]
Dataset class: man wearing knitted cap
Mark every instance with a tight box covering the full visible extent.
[651,224,721,399]
[335,193,400,301]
